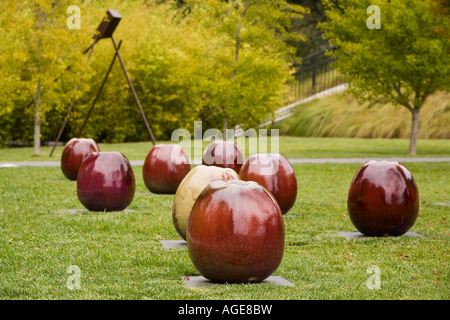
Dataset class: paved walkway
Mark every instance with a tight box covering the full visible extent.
[1,157,449,167]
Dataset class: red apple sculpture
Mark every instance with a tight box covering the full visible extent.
[187,180,285,283]
[347,160,419,236]
[77,152,136,211]
[60,138,99,180]
[172,165,240,240]
[239,153,297,214]
[143,144,191,194]
[202,140,244,173]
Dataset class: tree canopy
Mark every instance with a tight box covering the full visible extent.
[185,0,306,131]
[0,0,94,153]
[0,0,307,149]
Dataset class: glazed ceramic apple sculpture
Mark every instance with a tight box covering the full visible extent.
[143,144,191,194]
[187,180,285,283]
[347,160,419,236]
[60,138,99,180]
[239,153,297,214]
[172,165,240,240]
[202,140,244,173]
[77,152,136,211]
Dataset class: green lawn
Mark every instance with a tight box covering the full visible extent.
[0,161,448,299]
[0,136,450,162]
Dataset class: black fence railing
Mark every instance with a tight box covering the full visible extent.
[290,47,346,102]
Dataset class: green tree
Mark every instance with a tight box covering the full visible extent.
[319,0,450,155]
[1,0,308,145]
[0,0,92,154]
[68,1,206,143]
[131,3,205,139]
[0,2,22,146]
[186,0,307,132]
[287,0,330,58]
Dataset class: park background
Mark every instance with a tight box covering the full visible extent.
[0,0,449,300]
[0,0,448,156]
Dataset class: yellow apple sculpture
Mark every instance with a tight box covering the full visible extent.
[172,165,240,240]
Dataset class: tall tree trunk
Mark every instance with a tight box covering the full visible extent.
[34,7,42,156]
[34,79,41,156]
[222,18,242,134]
[223,114,229,132]
[232,18,242,81]
[408,108,420,156]
[222,6,247,133]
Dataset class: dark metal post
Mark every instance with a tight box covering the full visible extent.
[49,39,97,157]
[111,35,156,145]
[77,40,122,137]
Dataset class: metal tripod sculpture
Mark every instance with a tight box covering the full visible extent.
[49,9,155,157]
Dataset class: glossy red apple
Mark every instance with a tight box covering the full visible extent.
[187,180,285,283]
[60,138,99,180]
[143,144,191,194]
[172,165,240,240]
[202,140,244,173]
[77,152,136,211]
[239,153,297,214]
[347,160,419,236]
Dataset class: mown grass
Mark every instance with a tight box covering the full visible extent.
[0,162,448,300]
[1,136,450,163]
[273,91,450,139]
